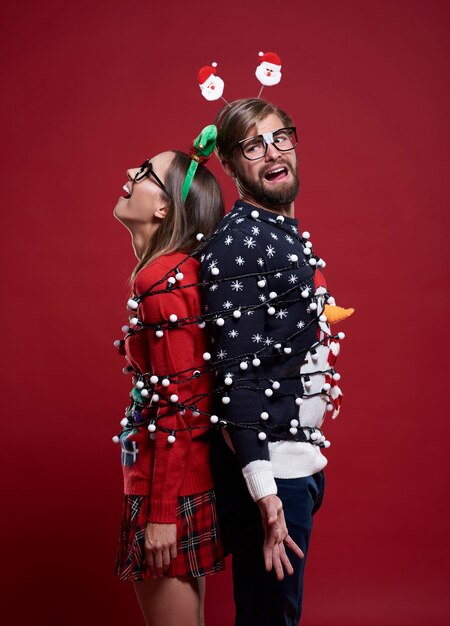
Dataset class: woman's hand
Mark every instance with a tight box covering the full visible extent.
[144,522,177,578]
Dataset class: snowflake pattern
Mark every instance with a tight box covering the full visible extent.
[235,256,245,266]
[223,300,233,309]
[217,349,228,360]
[291,225,298,233]
[252,333,263,343]
[270,232,279,240]
[285,235,294,244]
[208,259,218,270]
[228,329,239,339]
[266,245,275,258]
[251,226,260,236]
[268,218,276,223]
[243,236,256,249]
[274,272,282,278]
[209,283,218,291]
[264,337,274,346]
[224,235,233,246]
[288,274,298,284]
[206,253,212,260]
[257,258,265,267]
[297,321,305,329]
[276,308,288,319]
[231,280,243,292]
[259,294,267,302]
[246,310,254,315]
[235,217,245,224]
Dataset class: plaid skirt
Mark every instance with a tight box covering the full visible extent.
[115,490,225,580]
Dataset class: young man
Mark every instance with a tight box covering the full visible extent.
[200,98,342,626]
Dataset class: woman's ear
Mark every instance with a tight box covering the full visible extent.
[154,203,169,221]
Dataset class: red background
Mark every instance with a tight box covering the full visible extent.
[1,1,449,624]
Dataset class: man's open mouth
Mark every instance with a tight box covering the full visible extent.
[263,166,289,182]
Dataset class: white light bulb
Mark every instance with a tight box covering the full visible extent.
[127,298,139,310]
[167,434,176,444]
[258,431,267,440]
[170,394,178,402]
[203,352,211,361]
[175,272,184,281]
[210,415,219,424]
[252,357,261,367]
[222,396,230,404]
[224,377,233,385]
[240,361,248,370]
[290,254,298,263]
[257,279,266,288]
[295,397,303,406]
[272,381,280,390]
[216,317,225,326]
[169,314,178,323]
[162,378,170,387]
[302,231,310,239]
[148,423,156,432]
[251,210,259,219]
[260,412,269,421]
[112,435,120,444]
[211,267,220,276]
[267,306,275,315]
[196,233,205,241]
[120,417,128,427]
[233,309,242,318]
[156,329,164,338]
[150,375,158,384]
[265,388,273,397]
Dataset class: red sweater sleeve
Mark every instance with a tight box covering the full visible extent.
[135,260,200,523]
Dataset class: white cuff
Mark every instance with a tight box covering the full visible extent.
[242,460,278,501]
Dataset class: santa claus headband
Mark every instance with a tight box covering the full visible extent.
[198,51,283,104]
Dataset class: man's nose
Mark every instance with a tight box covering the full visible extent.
[265,142,280,160]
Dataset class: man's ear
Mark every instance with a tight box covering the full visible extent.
[221,158,236,179]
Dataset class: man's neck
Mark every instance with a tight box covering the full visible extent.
[239,192,295,219]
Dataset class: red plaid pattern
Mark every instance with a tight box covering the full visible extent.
[115,490,224,580]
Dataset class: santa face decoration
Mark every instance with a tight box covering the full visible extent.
[255,61,282,86]
[200,74,225,101]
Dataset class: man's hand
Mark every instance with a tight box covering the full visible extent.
[144,522,177,578]
[257,494,304,581]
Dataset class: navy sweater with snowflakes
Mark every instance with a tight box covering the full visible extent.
[200,200,340,500]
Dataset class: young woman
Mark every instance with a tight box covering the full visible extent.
[113,147,225,626]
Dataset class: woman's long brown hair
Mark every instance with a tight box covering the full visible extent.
[131,151,224,281]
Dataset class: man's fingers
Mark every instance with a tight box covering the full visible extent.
[278,543,294,576]
[263,543,273,572]
[284,534,305,559]
[271,543,285,581]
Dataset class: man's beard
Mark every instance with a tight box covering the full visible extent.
[237,161,300,208]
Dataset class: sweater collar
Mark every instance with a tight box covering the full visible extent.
[233,199,299,228]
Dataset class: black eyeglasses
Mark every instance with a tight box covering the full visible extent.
[133,159,168,193]
[235,127,298,161]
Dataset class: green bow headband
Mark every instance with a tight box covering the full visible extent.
[181,124,217,202]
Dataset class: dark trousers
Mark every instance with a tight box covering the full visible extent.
[211,434,325,626]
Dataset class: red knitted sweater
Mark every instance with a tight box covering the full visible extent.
[120,252,214,523]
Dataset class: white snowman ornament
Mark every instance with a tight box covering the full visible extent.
[255,51,282,86]
[198,63,225,101]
